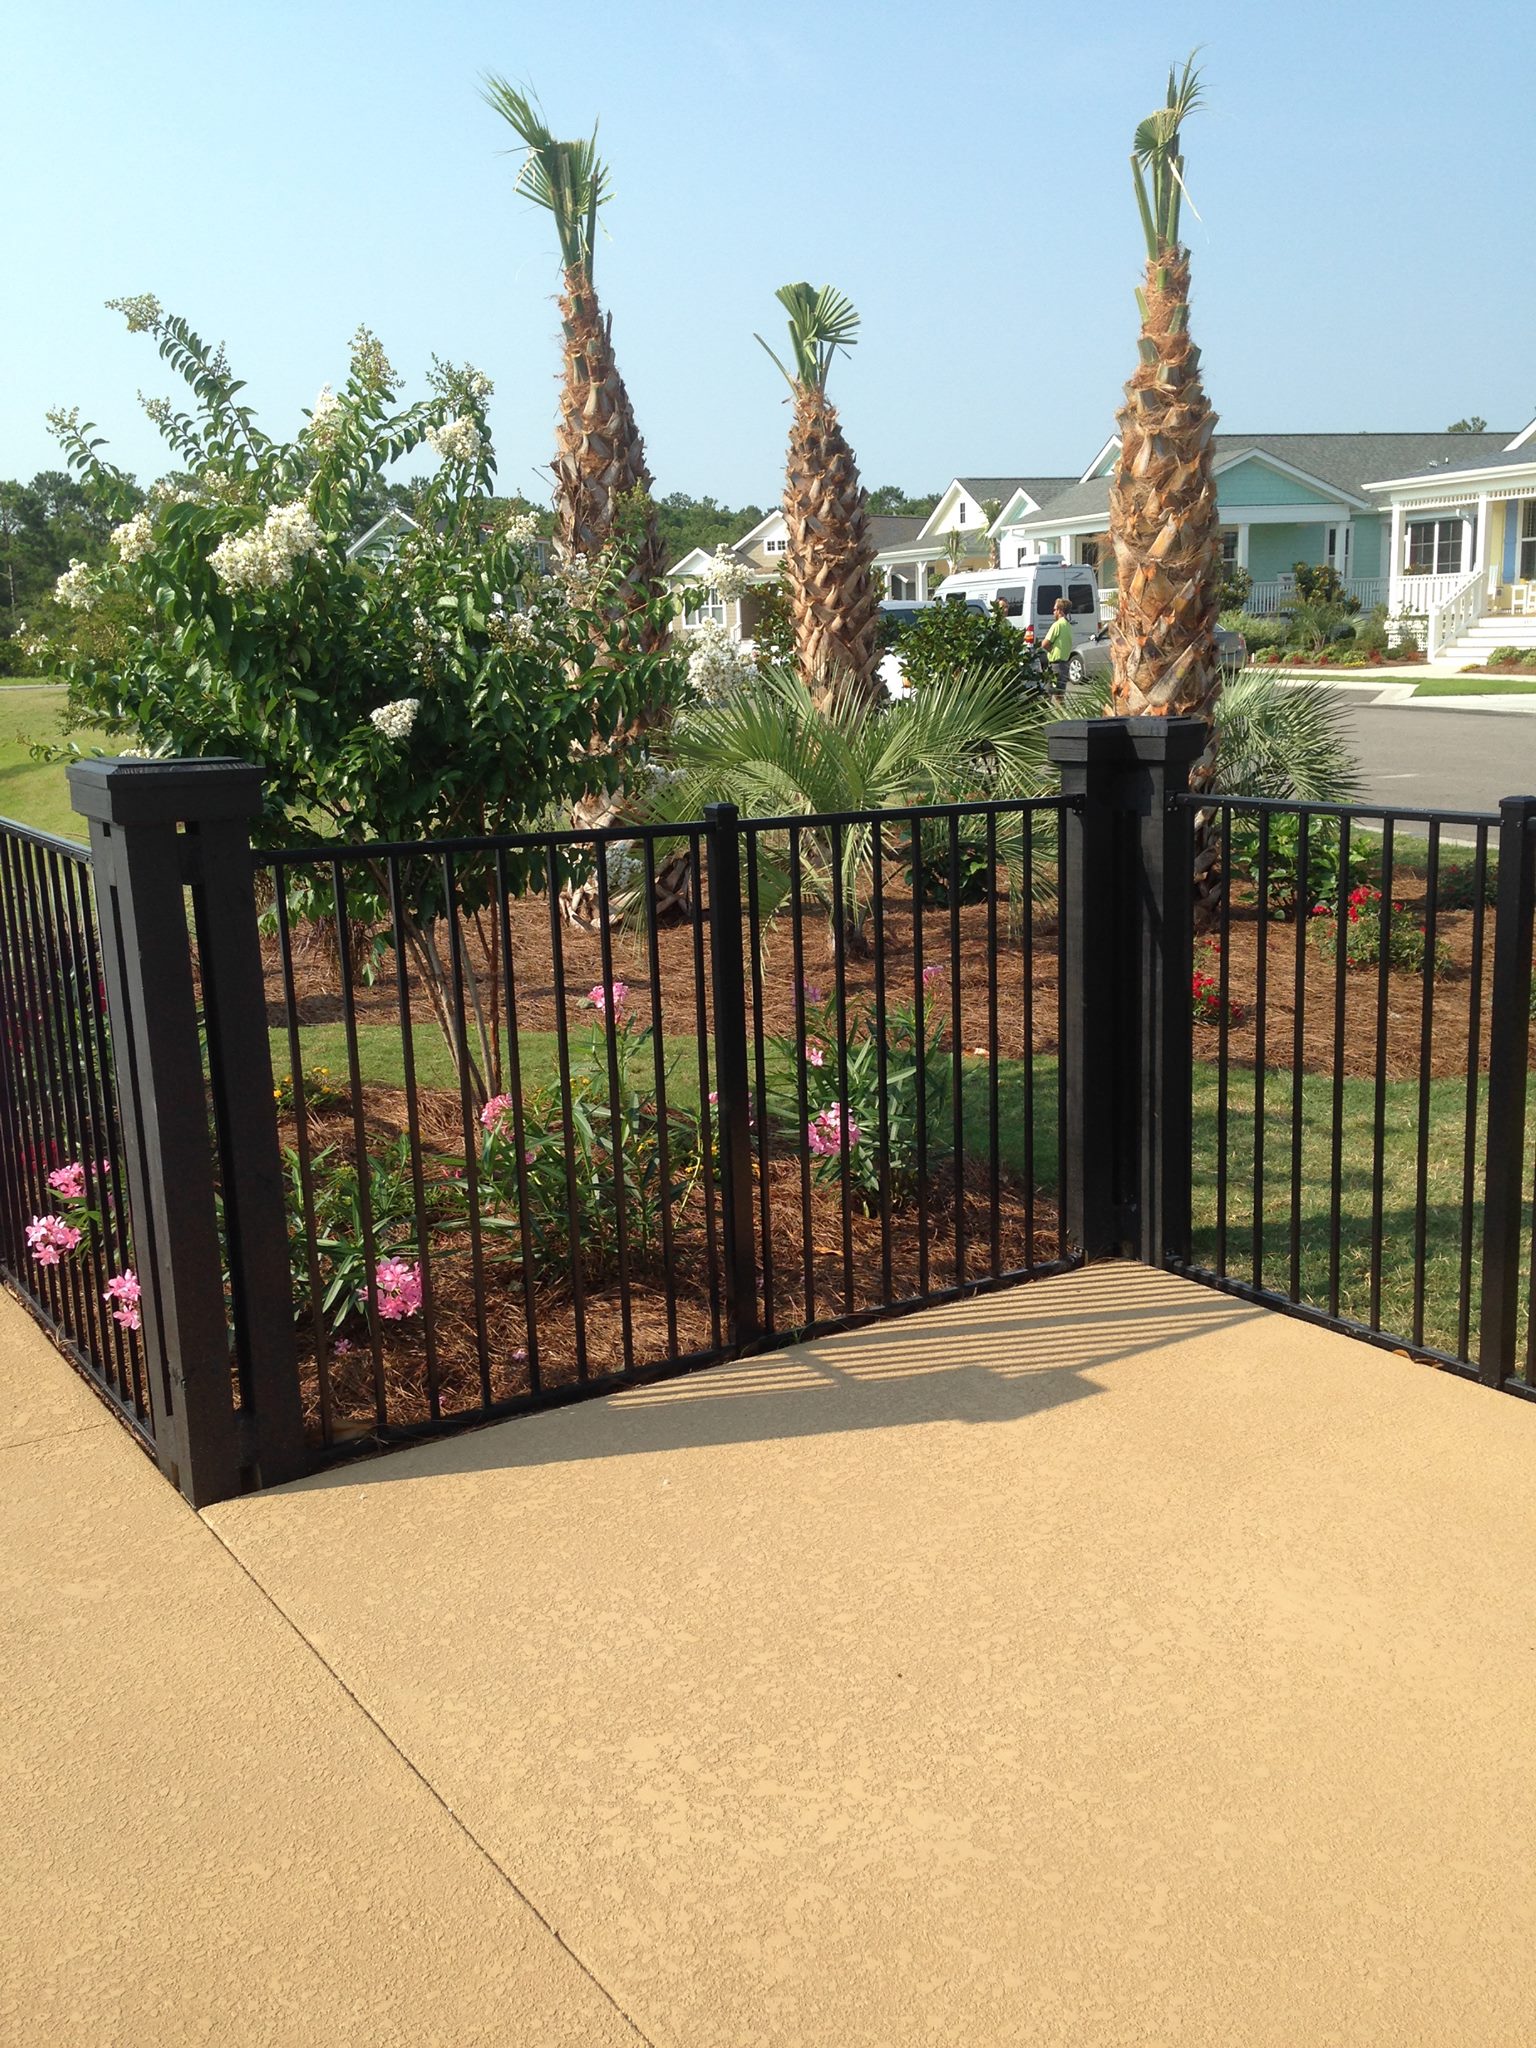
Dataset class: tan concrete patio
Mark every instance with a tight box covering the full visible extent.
[7,1264,1536,2044]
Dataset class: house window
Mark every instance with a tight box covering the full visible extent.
[1219,529,1239,567]
[693,593,727,629]
[1078,539,1100,570]
[1406,519,1463,576]
[889,571,915,601]
[1520,502,1536,582]
[955,502,966,525]
[764,537,787,553]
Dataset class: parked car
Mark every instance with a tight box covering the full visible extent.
[1063,622,1247,687]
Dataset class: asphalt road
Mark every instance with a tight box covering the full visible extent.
[1338,697,1536,817]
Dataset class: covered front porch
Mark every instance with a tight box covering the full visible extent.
[1368,445,1536,651]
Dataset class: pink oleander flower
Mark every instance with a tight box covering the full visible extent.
[807,1104,860,1158]
[804,1039,825,1068]
[26,1214,82,1267]
[922,963,946,987]
[47,1161,86,1200]
[370,1257,423,1321]
[102,1268,141,1332]
[332,1337,353,1357]
[480,1093,513,1132]
[589,980,630,1019]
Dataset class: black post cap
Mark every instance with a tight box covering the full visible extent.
[67,756,265,828]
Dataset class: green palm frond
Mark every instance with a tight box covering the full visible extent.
[644,663,1051,933]
[755,282,861,393]
[1130,53,1204,258]
[483,74,609,277]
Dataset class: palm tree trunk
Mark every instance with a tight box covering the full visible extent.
[1108,248,1223,745]
[784,385,881,708]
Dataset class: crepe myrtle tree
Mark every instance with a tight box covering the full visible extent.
[45,297,684,1099]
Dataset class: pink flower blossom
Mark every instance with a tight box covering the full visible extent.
[589,980,630,1019]
[922,963,946,987]
[47,1160,86,1200]
[26,1214,82,1267]
[480,1093,513,1132]
[102,1269,141,1332]
[333,1338,353,1357]
[801,982,824,1006]
[804,1039,825,1068]
[807,1104,860,1158]
[513,1346,528,1363]
[370,1257,423,1321]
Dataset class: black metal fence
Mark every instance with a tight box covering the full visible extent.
[0,820,149,1439]
[7,725,1536,1506]
[260,798,1072,1458]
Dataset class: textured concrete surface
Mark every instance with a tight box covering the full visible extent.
[0,1303,642,2047]
[201,1263,1536,2048]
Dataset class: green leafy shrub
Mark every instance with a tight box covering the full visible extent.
[1229,812,1368,918]
[891,600,1052,693]
[1219,564,1254,611]
[1220,609,1288,654]
[1292,561,1359,609]
[1307,886,1450,974]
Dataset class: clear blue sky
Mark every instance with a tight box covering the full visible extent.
[7,0,1532,508]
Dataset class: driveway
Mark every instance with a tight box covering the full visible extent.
[11,1266,1533,2044]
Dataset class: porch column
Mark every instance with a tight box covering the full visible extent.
[915,560,928,603]
[1389,502,1405,609]
[1462,514,1474,580]
[1476,492,1491,591]
[1235,524,1251,571]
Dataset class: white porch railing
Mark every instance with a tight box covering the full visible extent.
[1425,569,1488,659]
[1241,575,1387,616]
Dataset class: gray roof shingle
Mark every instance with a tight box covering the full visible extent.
[957,475,1076,509]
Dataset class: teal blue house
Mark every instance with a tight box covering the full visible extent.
[992,430,1518,622]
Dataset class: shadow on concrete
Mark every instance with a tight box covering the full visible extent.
[287,1266,1267,1492]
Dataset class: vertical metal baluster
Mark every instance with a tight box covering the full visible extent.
[1457,825,1489,1362]
[910,813,930,1295]
[641,838,679,1360]
[273,874,333,1446]
[1288,812,1309,1303]
[830,822,855,1316]
[544,845,589,1380]
[1369,822,1395,1331]
[0,844,35,1288]
[687,833,722,1350]
[594,844,635,1375]
[986,812,1001,1281]
[387,857,442,1421]
[47,849,116,1379]
[493,848,542,1391]
[788,827,814,1326]
[948,811,966,1290]
[442,854,492,1406]
[1054,803,1070,1260]
[14,839,77,1336]
[1215,804,1232,1275]
[332,859,388,1426]
[1412,824,1441,1347]
[1021,807,1036,1269]
[1252,811,1270,1290]
[870,825,893,1307]
[1328,817,1351,1319]
[75,856,145,1419]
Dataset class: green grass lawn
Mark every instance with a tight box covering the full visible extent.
[0,684,108,842]
[1413,676,1536,697]
[274,1019,1494,1358]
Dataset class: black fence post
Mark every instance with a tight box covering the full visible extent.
[67,758,307,1504]
[1047,716,1205,1265]
[1477,793,1536,1388]
[703,803,761,1347]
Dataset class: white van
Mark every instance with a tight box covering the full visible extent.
[930,556,1100,644]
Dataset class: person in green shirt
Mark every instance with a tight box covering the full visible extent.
[1041,598,1074,696]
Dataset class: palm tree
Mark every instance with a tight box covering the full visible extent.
[483,78,665,646]
[645,662,1050,947]
[1109,58,1223,733]
[757,285,882,707]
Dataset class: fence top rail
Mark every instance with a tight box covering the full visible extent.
[0,814,92,863]
[1173,793,1501,830]
[262,794,1071,869]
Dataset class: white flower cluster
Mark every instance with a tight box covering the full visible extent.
[370,697,420,741]
[307,384,344,451]
[208,498,322,592]
[504,509,541,548]
[140,394,174,430]
[686,620,760,701]
[150,479,199,506]
[705,547,754,602]
[111,511,155,563]
[427,416,484,466]
[463,367,493,401]
[495,608,539,647]
[108,292,163,334]
[54,560,97,611]
[349,325,397,392]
